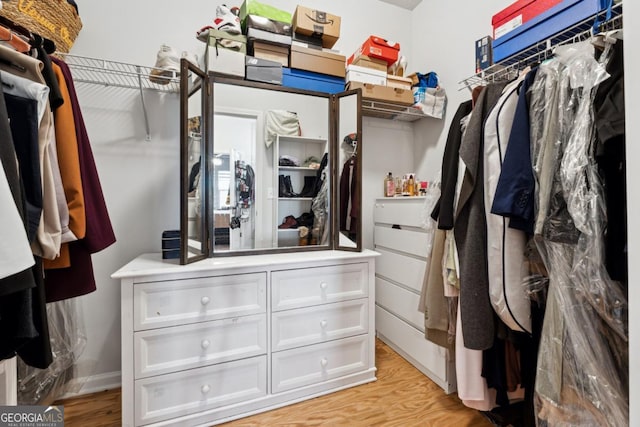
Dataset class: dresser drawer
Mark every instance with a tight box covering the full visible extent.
[374,225,428,258]
[271,335,368,394]
[376,277,424,331]
[271,263,368,311]
[375,248,426,294]
[134,314,266,379]
[374,198,425,228]
[272,299,368,352]
[135,355,267,425]
[134,273,266,330]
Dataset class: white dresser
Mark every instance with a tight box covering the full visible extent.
[373,197,456,393]
[113,250,378,427]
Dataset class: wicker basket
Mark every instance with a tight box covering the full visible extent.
[0,0,82,53]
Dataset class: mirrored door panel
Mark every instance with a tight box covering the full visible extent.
[180,59,211,264]
[211,80,334,255]
[333,89,362,251]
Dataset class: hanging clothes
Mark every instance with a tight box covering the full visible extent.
[339,155,358,239]
[44,57,116,303]
[455,81,507,351]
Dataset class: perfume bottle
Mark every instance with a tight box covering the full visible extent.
[384,172,395,197]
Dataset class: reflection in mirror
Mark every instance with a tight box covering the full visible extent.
[180,61,209,264]
[336,92,360,250]
[212,81,332,253]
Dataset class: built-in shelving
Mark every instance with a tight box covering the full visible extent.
[459,2,623,90]
[361,99,434,122]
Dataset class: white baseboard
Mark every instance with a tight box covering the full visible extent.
[60,371,121,399]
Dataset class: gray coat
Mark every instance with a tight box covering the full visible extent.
[454,82,508,351]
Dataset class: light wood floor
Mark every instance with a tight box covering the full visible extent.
[55,339,491,426]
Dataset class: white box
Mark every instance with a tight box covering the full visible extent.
[346,64,387,86]
[204,45,246,78]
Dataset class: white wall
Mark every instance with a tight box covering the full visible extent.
[68,0,415,390]
[409,0,514,181]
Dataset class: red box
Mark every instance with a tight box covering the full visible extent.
[492,0,563,39]
[355,36,400,66]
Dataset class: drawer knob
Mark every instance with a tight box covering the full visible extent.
[201,384,211,394]
[320,282,328,290]
[201,296,210,306]
[201,339,210,349]
[320,320,328,329]
[320,358,328,368]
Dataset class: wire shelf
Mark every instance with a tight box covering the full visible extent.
[57,53,181,93]
[459,2,623,90]
[361,99,438,122]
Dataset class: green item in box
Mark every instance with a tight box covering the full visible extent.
[240,0,292,28]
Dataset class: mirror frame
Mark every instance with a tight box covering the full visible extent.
[180,69,363,258]
[180,59,212,264]
[332,88,363,252]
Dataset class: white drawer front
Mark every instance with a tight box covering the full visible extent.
[135,314,267,379]
[376,277,425,332]
[134,273,266,330]
[272,299,368,352]
[135,355,267,425]
[376,306,448,386]
[375,248,426,294]
[374,199,426,228]
[271,335,368,394]
[272,263,368,311]
[374,225,428,258]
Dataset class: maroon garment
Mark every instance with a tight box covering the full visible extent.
[45,57,116,303]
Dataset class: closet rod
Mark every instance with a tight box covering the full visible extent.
[458,2,623,91]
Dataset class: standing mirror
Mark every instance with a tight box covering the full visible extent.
[211,79,333,254]
[180,59,211,264]
[334,89,362,251]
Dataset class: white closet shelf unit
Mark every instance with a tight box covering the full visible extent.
[459,2,623,90]
[361,99,434,122]
[55,53,182,140]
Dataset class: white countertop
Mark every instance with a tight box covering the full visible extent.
[112,249,379,279]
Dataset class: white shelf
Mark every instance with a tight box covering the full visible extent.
[277,135,326,144]
[361,99,433,122]
[278,197,313,201]
[279,166,318,171]
[278,229,300,233]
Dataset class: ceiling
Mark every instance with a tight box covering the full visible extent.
[378,0,423,11]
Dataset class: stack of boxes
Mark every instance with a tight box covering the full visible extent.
[346,36,413,105]
[286,5,345,94]
[200,28,248,78]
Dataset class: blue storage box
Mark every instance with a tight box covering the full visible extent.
[492,0,608,62]
[282,68,345,94]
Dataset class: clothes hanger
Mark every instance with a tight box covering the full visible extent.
[0,25,30,53]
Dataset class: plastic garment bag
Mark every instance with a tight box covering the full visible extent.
[532,41,628,426]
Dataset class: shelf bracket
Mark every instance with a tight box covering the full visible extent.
[136,65,152,141]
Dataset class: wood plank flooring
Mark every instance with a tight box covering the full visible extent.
[55,339,491,426]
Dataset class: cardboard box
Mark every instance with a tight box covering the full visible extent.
[386,75,413,90]
[355,36,400,66]
[245,14,292,35]
[245,56,282,84]
[347,81,414,106]
[292,5,341,49]
[475,36,493,73]
[247,27,292,46]
[200,28,248,54]
[492,0,608,62]
[290,44,346,78]
[204,45,246,77]
[282,68,345,94]
[346,64,387,86]
[347,53,388,72]
[250,40,289,67]
[492,0,563,39]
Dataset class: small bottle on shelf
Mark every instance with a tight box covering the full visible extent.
[408,175,415,196]
[384,172,395,197]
